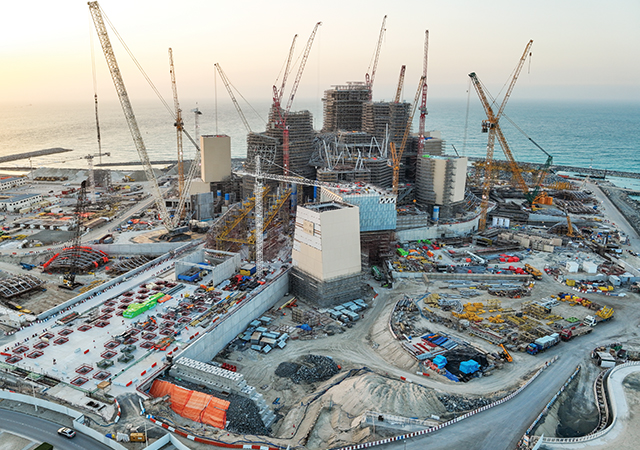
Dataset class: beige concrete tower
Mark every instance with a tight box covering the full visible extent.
[200,135,231,183]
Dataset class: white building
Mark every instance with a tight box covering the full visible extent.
[0,193,43,212]
[0,176,27,191]
[200,135,231,183]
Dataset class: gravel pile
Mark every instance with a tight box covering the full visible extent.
[225,394,269,435]
[275,355,339,384]
[437,394,493,413]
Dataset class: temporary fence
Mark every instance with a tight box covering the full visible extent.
[149,379,229,429]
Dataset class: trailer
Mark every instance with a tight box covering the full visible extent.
[560,325,593,341]
[526,333,560,355]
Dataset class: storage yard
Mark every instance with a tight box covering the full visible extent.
[0,4,640,450]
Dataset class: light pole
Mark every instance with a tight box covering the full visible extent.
[31,383,38,412]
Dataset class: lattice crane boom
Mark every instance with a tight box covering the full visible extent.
[365,15,387,101]
[88,2,170,229]
[389,75,425,195]
[169,48,185,201]
[394,65,406,103]
[275,35,297,107]
[285,22,321,113]
[418,30,429,153]
[215,63,252,133]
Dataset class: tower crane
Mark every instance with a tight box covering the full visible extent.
[417,30,429,154]
[273,35,298,110]
[272,22,321,176]
[469,39,533,230]
[365,15,387,101]
[169,48,185,205]
[215,63,252,133]
[394,65,406,103]
[88,2,200,235]
[389,75,426,195]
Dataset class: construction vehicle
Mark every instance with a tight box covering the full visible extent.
[498,344,513,362]
[560,325,593,341]
[89,2,200,237]
[20,263,35,271]
[524,263,542,280]
[469,40,534,230]
[526,333,560,355]
[584,306,614,327]
[279,297,298,310]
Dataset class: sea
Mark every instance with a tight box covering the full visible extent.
[1,97,639,189]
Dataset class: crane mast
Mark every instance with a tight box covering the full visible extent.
[394,65,406,103]
[88,2,170,229]
[469,39,533,230]
[365,15,387,101]
[417,30,429,153]
[389,75,425,195]
[169,48,185,203]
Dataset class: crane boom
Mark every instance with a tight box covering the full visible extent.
[169,48,185,202]
[215,63,252,133]
[89,1,200,233]
[365,15,387,101]
[394,65,406,103]
[285,22,322,113]
[418,30,429,153]
[389,75,425,195]
[276,35,297,106]
[88,2,170,229]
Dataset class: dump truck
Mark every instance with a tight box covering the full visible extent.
[524,263,542,280]
[560,325,593,341]
[526,333,560,355]
[584,306,614,327]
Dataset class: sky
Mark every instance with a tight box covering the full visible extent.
[1,0,639,108]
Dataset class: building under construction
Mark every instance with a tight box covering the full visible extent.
[322,83,371,133]
[415,155,468,219]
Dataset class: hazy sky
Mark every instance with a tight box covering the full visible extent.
[1,0,639,108]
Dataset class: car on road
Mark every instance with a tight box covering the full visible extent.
[57,427,76,438]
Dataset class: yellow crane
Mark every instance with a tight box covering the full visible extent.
[469,40,533,230]
[390,75,426,195]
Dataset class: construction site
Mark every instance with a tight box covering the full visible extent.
[2,3,640,450]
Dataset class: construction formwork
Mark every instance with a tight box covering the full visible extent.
[317,167,371,185]
[290,268,364,308]
[322,84,371,132]
[0,274,45,299]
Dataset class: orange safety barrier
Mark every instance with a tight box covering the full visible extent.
[149,380,229,429]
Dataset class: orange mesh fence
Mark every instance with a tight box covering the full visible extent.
[149,380,229,429]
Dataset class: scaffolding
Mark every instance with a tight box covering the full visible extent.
[362,101,410,146]
[290,267,364,308]
[322,83,371,132]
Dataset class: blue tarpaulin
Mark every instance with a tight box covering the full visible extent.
[433,354,447,369]
[459,359,480,374]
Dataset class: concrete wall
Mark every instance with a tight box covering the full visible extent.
[92,242,183,256]
[396,215,479,243]
[174,249,240,286]
[178,270,289,362]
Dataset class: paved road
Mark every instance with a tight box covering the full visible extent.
[0,408,113,450]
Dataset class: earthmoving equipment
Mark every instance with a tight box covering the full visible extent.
[560,325,592,341]
[89,2,200,236]
[498,344,513,362]
[469,39,533,230]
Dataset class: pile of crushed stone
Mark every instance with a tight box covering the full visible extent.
[275,355,340,384]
